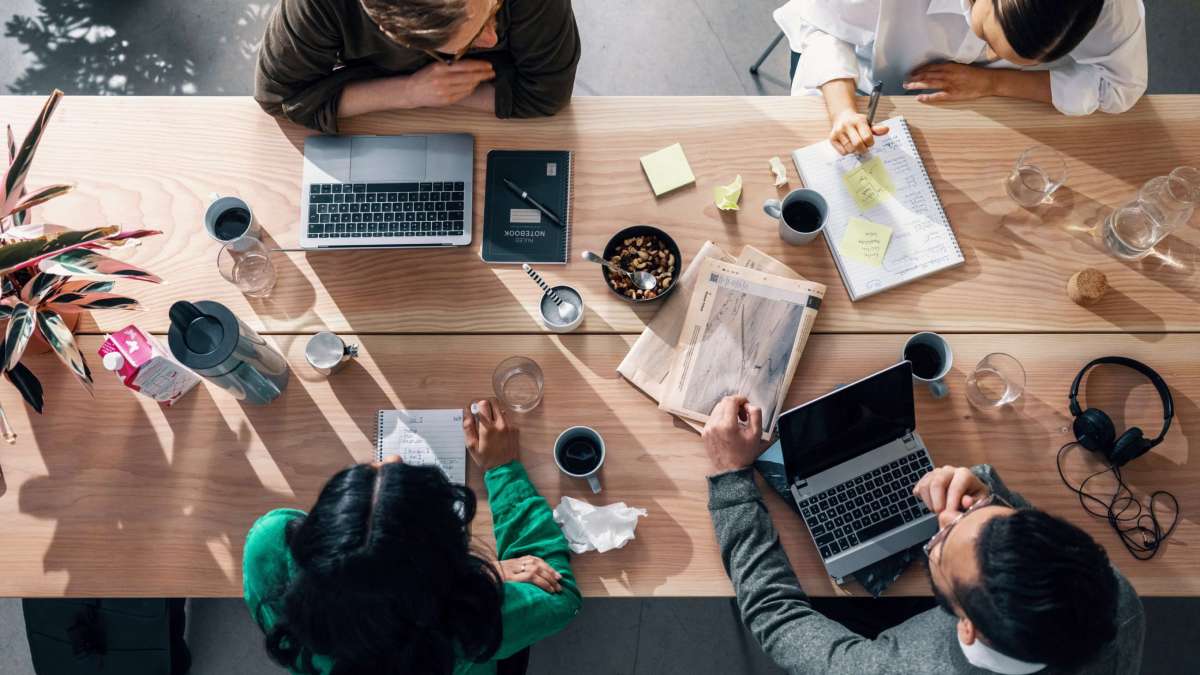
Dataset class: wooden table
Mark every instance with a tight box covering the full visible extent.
[0,96,1197,597]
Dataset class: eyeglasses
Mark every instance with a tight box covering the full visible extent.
[923,493,1013,559]
[424,0,504,66]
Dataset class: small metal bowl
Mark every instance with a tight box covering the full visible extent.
[601,225,682,304]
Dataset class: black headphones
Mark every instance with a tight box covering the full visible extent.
[1069,357,1174,468]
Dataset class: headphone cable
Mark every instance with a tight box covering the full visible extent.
[1056,442,1179,560]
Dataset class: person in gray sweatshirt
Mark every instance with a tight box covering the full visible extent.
[703,395,1143,675]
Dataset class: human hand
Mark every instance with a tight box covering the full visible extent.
[463,398,519,471]
[829,108,890,156]
[400,59,495,108]
[702,395,765,475]
[494,555,563,593]
[913,465,991,514]
[904,63,996,103]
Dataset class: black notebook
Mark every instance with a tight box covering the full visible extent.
[481,150,573,264]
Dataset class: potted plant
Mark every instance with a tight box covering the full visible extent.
[0,90,162,443]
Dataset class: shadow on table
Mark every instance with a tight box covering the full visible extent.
[1082,287,1167,341]
[585,497,694,596]
[4,0,269,95]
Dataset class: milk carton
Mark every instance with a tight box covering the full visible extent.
[98,324,201,406]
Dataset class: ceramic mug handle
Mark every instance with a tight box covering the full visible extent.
[929,378,949,399]
[763,199,783,220]
[587,474,602,494]
[208,191,221,206]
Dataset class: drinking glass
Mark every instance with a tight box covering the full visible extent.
[1103,166,1200,259]
[965,353,1025,409]
[492,356,544,413]
[217,237,276,298]
[1004,145,1068,208]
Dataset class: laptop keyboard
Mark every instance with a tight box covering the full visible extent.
[797,451,935,560]
[306,182,466,239]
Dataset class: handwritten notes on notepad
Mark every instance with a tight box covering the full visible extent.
[640,143,696,196]
[839,217,893,267]
[377,409,466,484]
[842,156,897,211]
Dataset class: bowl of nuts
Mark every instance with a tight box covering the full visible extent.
[600,225,682,303]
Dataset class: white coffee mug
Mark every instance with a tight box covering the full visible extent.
[204,192,260,245]
[763,188,829,245]
[902,332,954,399]
[553,426,605,494]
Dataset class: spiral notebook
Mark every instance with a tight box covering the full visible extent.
[791,117,963,301]
[376,409,466,483]
[481,150,574,264]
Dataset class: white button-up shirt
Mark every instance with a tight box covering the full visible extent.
[773,0,1147,115]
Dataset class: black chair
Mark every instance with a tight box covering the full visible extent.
[23,598,190,675]
[749,31,801,83]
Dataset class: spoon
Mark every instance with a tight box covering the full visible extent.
[581,251,657,291]
[522,264,577,321]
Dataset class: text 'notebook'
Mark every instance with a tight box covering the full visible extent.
[481,150,574,264]
[791,117,963,301]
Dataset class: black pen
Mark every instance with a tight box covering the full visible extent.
[503,178,562,226]
[866,81,883,128]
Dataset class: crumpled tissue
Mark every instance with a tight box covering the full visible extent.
[553,496,648,554]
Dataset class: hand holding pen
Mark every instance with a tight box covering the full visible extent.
[827,80,890,156]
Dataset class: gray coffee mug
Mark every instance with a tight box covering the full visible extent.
[764,189,828,245]
[553,426,605,494]
[902,332,954,399]
[204,192,260,244]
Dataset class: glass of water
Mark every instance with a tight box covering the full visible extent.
[493,356,544,413]
[966,353,1025,409]
[1103,167,1200,259]
[1005,145,1068,208]
[217,237,277,298]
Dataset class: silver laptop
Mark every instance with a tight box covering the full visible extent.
[779,361,938,583]
[299,134,474,250]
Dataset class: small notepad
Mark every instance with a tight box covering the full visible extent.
[640,143,695,196]
[376,409,466,484]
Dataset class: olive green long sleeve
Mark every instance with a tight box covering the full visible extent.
[254,0,581,133]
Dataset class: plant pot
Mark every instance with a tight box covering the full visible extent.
[28,310,83,355]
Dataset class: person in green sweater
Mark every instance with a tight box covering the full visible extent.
[243,397,581,675]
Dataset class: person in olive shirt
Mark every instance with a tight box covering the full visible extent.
[255,0,582,132]
[243,397,581,674]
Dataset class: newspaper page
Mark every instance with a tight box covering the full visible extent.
[616,241,734,401]
[658,258,825,440]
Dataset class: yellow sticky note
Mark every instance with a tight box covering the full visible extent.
[842,156,896,211]
[840,216,893,267]
[640,143,696,196]
[713,174,742,211]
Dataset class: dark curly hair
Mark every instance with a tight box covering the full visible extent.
[261,462,503,675]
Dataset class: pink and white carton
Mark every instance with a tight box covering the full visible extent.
[98,324,200,406]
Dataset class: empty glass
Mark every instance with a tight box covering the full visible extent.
[492,356,544,413]
[1005,145,1068,208]
[1103,166,1200,260]
[217,237,276,298]
[965,353,1025,409]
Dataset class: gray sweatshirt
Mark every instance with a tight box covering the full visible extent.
[707,465,1144,674]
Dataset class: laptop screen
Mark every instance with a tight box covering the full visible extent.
[779,361,915,481]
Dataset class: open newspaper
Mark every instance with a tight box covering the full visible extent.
[657,257,825,440]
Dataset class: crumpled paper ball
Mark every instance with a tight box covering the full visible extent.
[553,496,648,554]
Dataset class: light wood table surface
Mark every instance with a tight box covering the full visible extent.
[0,96,1197,598]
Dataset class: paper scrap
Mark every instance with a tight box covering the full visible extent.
[640,143,696,196]
[769,156,788,186]
[839,216,893,267]
[553,496,648,554]
[713,174,743,211]
[842,156,896,211]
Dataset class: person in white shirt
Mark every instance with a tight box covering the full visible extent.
[774,0,1148,155]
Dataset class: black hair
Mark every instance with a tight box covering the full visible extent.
[957,509,1119,668]
[993,0,1104,62]
[261,463,503,675]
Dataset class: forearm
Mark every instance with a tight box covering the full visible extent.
[989,69,1052,105]
[337,75,411,119]
[820,77,859,122]
[459,84,496,113]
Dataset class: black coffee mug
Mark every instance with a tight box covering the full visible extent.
[763,189,829,245]
[553,426,605,493]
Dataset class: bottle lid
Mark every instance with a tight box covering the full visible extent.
[102,352,125,371]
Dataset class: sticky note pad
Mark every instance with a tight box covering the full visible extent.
[842,156,896,211]
[839,216,893,267]
[640,143,696,196]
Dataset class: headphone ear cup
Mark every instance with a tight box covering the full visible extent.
[1111,427,1149,467]
[1074,409,1116,454]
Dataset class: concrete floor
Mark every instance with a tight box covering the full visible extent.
[2,0,1199,673]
